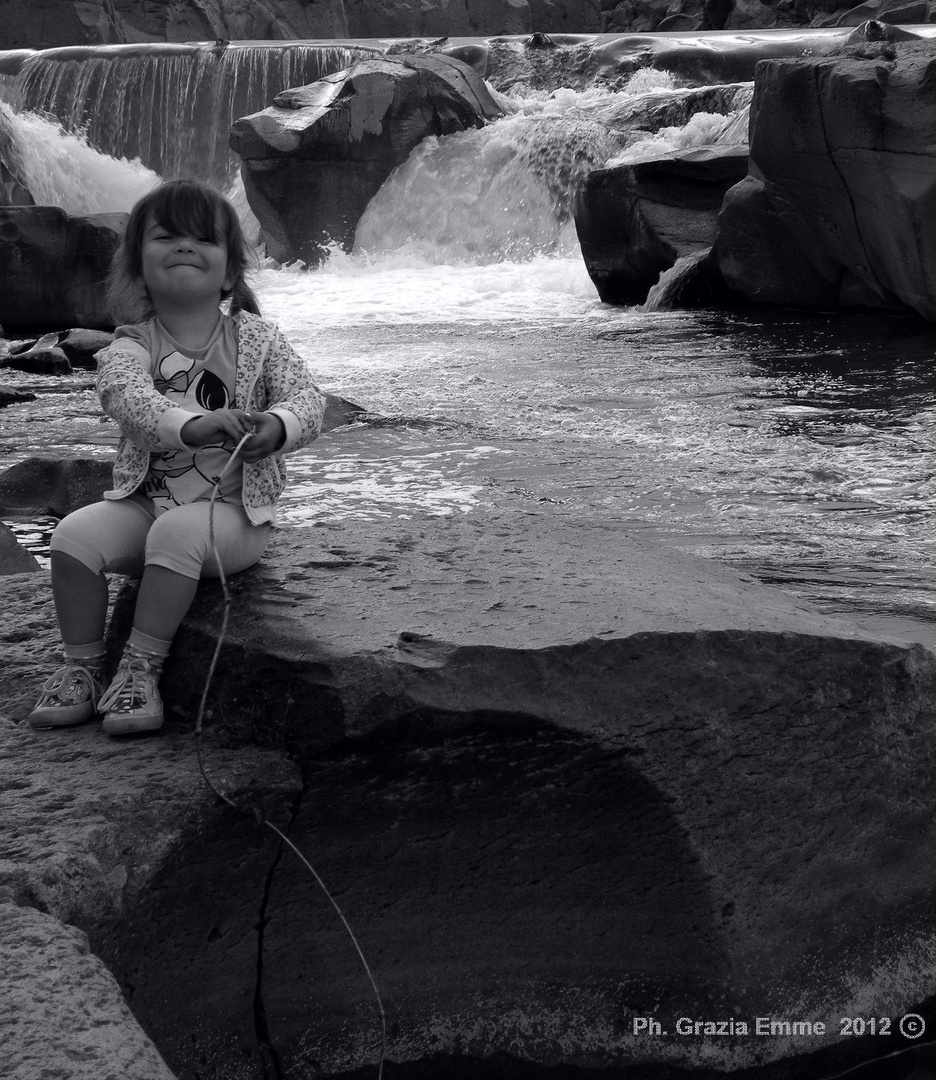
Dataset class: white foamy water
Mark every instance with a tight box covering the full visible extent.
[255,254,601,328]
[0,101,159,213]
[607,105,750,166]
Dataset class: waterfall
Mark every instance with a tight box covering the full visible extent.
[0,39,755,277]
[642,251,711,311]
[355,109,622,263]
[354,77,751,265]
[9,43,378,185]
[0,100,159,212]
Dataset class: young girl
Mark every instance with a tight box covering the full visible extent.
[28,178,325,735]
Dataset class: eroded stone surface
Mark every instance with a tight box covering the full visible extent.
[576,145,749,304]
[0,653,300,1080]
[4,508,936,1077]
[0,521,39,573]
[715,40,936,317]
[91,516,936,1073]
[0,457,114,517]
[0,208,127,332]
[3,1,935,50]
[0,903,177,1080]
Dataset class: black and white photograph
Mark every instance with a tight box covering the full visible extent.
[3,2,936,1079]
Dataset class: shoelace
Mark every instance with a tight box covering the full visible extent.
[98,657,156,714]
[39,664,101,706]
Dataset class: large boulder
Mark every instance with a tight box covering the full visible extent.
[230,53,504,264]
[714,173,844,307]
[0,207,126,331]
[3,512,934,1078]
[0,457,113,518]
[4,508,936,1076]
[575,145,750,304]
[714,40,936,317]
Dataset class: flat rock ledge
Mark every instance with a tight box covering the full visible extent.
[3,507,936,1079]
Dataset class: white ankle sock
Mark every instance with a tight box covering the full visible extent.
[62,640,106,667]
[126,628,172,668]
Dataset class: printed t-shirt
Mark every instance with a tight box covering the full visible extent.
[114,314,243,514]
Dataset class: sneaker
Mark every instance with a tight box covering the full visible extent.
[28,663,105,728]
[98,655,164,735]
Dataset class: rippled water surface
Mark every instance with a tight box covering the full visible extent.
[5,263,936,648]
[3,64,936,648]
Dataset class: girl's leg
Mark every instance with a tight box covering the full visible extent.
[49,497,153,646]
[133,501,270,639]
[30,499,152,728]
[132,565,200,643]
[50,551,109,648]
[100,503,270,735]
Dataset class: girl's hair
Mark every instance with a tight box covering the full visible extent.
[107,178,261,324]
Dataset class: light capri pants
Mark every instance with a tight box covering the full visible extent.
[50,495,271,580]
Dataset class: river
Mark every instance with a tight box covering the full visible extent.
[2,37,936,653]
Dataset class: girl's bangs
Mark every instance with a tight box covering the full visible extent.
[147,184,226,241]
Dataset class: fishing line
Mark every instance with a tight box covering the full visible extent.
[195,428,387,1080]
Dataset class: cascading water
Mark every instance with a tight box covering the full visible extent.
[0,100,159,212]
[9,43,378,184]
[354,112,620,263]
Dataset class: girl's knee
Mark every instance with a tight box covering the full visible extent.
[144,503,268,579]
[50,499,151,576]
[144,506,212,577]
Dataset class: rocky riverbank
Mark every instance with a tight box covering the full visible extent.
[4,504,936,1079]
[3,0,936,50]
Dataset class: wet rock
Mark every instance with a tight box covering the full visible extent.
[726,0,781,27]
[3,511,936,1075]
[0,0,609,49]
[0,568,304,1076]
[837,2,933,27]
[0,158,33,207]
[7,330,58,355]
[0,384,36,406]
[0,0,349,48]
[230,53,503,264]
[1,344,72,375]
[0,457,112,517]
[0,903,177,1080]
[575,145,749,304]
[59,328,114,368]
[714,41,936,318]
[714,174,843,307]
[98,514,936,1076]
[323,390,367,429]
[0,522,39,574]
[0,207,126,332]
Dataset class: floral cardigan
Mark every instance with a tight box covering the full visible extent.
[95,311,326,525]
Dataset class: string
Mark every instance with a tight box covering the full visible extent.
[195,429,387,1079]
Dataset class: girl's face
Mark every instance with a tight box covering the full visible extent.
[138,212,232,311]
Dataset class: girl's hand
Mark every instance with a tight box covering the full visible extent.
[182,409,254,448]
[236,412,287,463]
